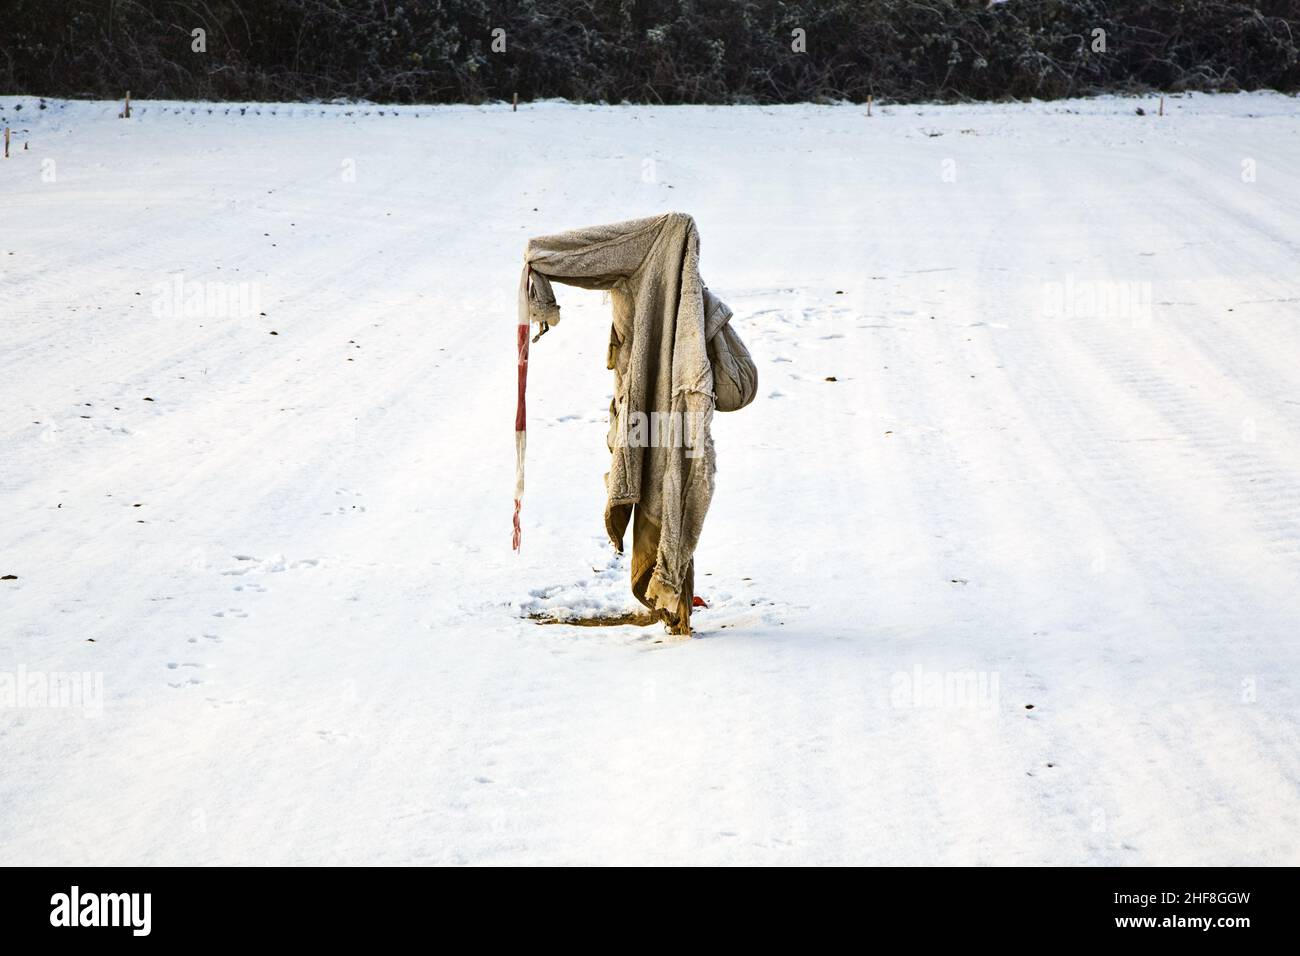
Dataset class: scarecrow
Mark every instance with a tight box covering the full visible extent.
[514,213,757,635]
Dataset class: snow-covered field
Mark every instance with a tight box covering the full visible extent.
[2,92,1298,865]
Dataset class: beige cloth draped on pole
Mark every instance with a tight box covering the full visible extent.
[518,212,756,633]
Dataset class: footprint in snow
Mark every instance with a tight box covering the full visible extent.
[205,697,245,710]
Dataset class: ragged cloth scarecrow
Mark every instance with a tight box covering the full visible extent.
[514,212,757,635]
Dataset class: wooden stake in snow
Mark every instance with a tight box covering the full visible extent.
[513,92,518,113]
[3,127,8,159]
[122,91,131,119]
[867,94,873,117]
[513,265,532,551]
[1159,95,1164,117]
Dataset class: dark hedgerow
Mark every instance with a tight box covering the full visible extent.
[2,0,1298,104]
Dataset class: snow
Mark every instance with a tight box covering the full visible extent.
[1,92,1298,865]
